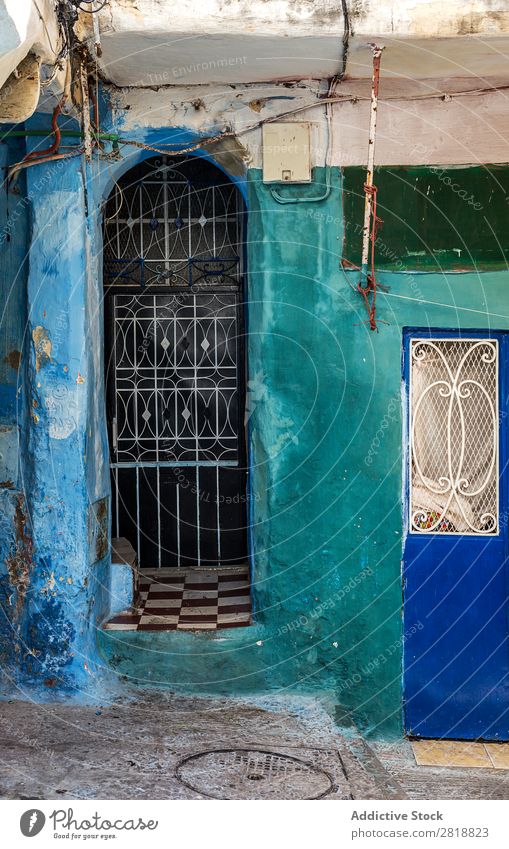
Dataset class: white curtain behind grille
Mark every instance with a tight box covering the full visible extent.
[410,340,498,535]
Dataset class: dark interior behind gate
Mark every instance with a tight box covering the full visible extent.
[103,155,247,569]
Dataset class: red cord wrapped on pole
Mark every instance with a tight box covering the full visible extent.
[357,44,384,331]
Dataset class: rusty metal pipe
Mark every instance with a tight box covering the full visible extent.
[360,44,384,283]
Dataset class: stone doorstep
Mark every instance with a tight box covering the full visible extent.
[110,537,139,611]
[141,564,250,576]
[411,739,509,769]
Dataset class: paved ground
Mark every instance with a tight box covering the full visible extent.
[0,692,508,799]
[371,739,509,800]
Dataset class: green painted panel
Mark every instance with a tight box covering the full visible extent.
[343,165,509,270]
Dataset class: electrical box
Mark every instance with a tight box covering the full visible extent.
[262,123,311,184]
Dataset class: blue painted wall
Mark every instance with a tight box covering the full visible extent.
[0,127,111,696]
[0,135,30,675]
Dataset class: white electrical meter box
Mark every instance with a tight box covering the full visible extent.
[262,122,311,183]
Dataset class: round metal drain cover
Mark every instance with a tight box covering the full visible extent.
[176,748,334,800]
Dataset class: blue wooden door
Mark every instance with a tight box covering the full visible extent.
[403,330,509,740]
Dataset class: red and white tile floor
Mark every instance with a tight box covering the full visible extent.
[103,565,251,631]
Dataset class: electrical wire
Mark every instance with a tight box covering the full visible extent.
[103,162,125,220]
[31,0,61,56]
[8,77,509,180]
[270,72,338,205]
[7,149,83,183]
[118,82,509,159]
[75,0,109,11]
[340,0,350,80]
[40,63,62,88]
[111,96,355,160]
[23,100,64,162]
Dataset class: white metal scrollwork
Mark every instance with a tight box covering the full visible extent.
[410,338,499,535]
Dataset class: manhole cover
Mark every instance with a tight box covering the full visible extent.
[176,748,335,799]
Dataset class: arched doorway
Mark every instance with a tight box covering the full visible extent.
[103,155,248,571]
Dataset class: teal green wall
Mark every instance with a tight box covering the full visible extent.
[247,166,404,734]
[99,164,509,738]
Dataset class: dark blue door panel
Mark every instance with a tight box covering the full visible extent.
[403,330,509,740]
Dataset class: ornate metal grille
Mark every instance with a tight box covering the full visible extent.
[409,338,499,535]
[112,292,240,464]
[103,156,243,288]
[104,156,247,569]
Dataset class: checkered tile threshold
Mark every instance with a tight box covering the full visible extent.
[104,565,251,632]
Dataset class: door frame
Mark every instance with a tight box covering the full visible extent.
[101,152,251,571]
[402,326,509,739]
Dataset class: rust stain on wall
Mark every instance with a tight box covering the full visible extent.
[32,326,52,371]
[203,136,249,176]
[88,496,109,563]
[457,11,509,35]
[4,350,21,370]
[408,3,509,37]
[249,99,266,112]
[5,494,33,619]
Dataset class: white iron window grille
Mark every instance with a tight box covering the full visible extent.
[409,338,499,535]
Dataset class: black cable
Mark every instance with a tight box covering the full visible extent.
[340,0,350,80]
[76,0,109,12]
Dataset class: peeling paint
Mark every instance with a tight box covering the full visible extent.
[203,136,250,175]
[44,572,56,593]
[32,326,52,371]
[88,497,109,563]
[5,28,509,725]
[5,495,33,619]
[249,99,266,112]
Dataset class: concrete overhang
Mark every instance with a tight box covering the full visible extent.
[0,0,67,122]
[0,54,41,122]
[0,0,61,88]
[90,0,509,87]
[91,0,346,86]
